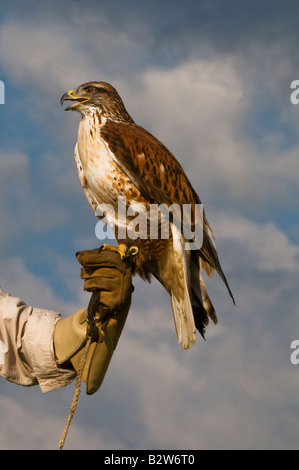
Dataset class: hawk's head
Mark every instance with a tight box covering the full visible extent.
[60,81,133,122]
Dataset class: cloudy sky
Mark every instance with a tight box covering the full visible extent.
[0,0,299,450]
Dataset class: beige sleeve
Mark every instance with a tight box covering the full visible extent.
[0,287,76,393]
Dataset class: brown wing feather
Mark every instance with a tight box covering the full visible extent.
[101,120,198,206]
[101,120,235,303]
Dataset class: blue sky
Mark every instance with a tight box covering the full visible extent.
[0,0,299,450]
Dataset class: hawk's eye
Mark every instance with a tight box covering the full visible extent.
[85,86,95,93]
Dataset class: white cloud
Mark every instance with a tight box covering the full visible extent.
[0,150,71,251]
[274,146,299,182]
[214,212,299,272]
[0,394,124,450]
[0,255,80,314]
[123,58,248,180]
[0,151,30,247]
[0,20,98,93]
[0,14,143,97]
[0,150,29,180]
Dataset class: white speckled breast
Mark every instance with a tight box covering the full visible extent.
[74,111,143,230]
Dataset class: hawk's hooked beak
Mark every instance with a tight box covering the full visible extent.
[60,89,90,111]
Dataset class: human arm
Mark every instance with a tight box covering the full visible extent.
[0,246,134,394]
[0,287,75,392]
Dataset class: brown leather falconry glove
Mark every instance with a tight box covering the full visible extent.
[53,245,135,395]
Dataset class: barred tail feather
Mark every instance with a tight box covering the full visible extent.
[170,226,196,349]
[190,252,218,338]
[170,286,196,349]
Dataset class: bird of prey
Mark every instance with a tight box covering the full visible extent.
[61,81,234,349]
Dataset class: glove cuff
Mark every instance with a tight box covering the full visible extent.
[54,308,88,365]
[53,298,130,394]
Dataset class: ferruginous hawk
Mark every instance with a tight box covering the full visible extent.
[61,81,234,349]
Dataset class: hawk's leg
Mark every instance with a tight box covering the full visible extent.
[101,243,139,260]
[102,243,128,259]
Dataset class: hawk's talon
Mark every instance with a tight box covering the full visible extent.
[128,246,139,257]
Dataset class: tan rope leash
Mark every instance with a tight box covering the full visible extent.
[57,337,92,450]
